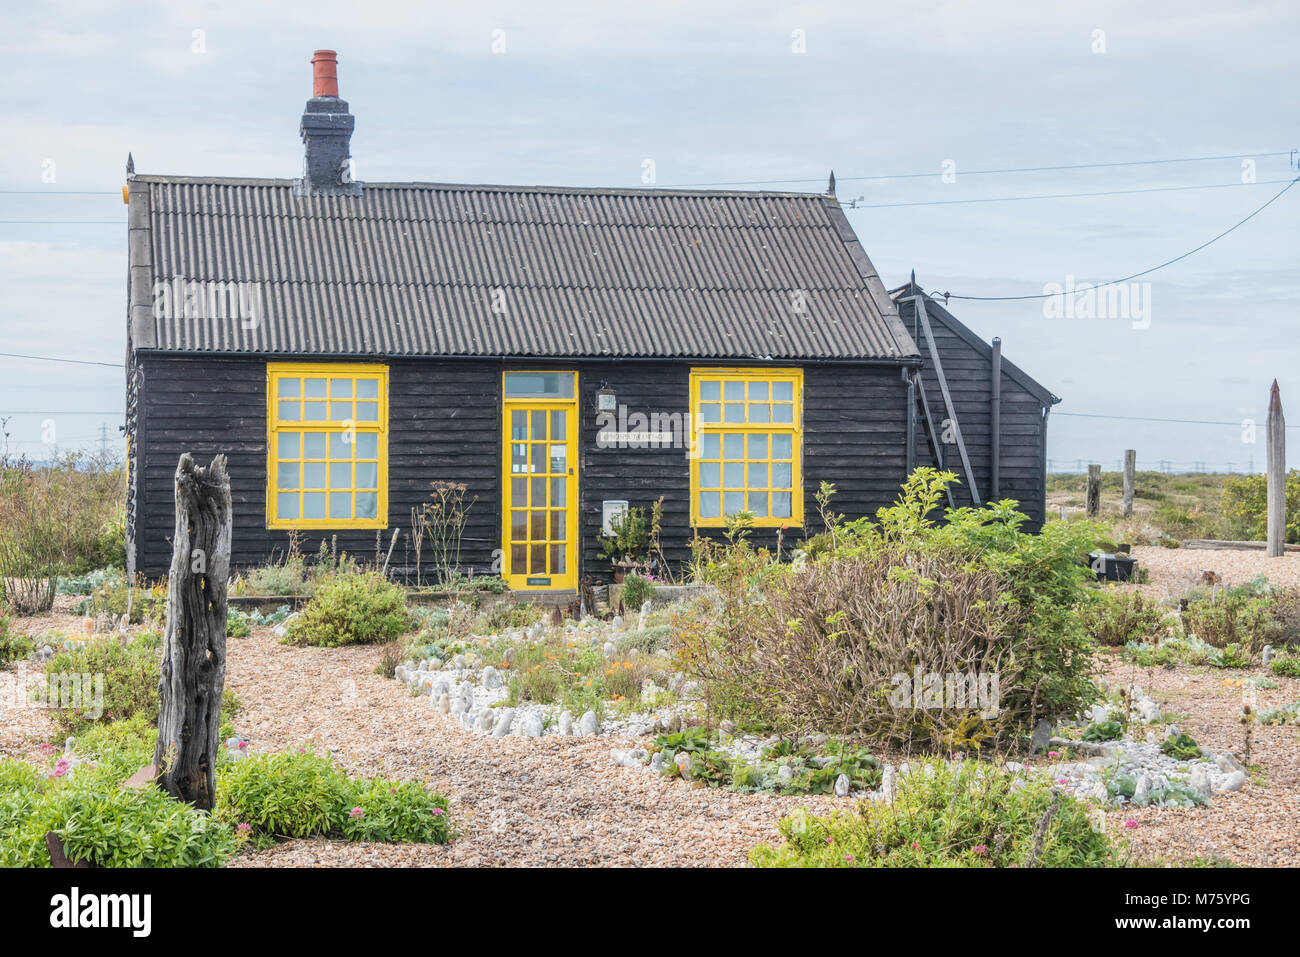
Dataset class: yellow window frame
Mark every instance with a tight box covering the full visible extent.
[689,367,803,527]
[500,370,579,590]
[266,361,389,530]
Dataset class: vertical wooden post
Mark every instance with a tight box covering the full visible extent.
[155,454,232,811]
[990,337,1002,500]
[1122,450,1136,518]
[1085,464,1101,518]
[1267,380,1286,557]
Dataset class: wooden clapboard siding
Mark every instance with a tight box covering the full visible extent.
[130,355,914,581]
[895,295,1054,527]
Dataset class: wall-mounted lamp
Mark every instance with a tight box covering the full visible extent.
[596,382,617,412]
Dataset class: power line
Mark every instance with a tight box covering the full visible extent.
[1055,411,1300,430]
[653,150,1295,189]
[842,177,1293,210]
[0,352,123,368]
[929,176,1300,302]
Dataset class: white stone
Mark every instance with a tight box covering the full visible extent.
[1132,773,1151,807]
[579,711,599,736]
[834,773,850,797]
[492,708,515,737]
[674,751,692,778]
[1221,770,1246,792]
[522,712,544,737]
[603,641,617,657]
[649,752,664,772]
[777,765,794,781]
[1262,645,1273,667]
[1189,766,1212,802]
[438,694,451,714]
[481,666,503,690]
[558,711,574,736]
[475,709,495,732]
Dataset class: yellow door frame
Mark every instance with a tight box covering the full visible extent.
[501,371,579,590]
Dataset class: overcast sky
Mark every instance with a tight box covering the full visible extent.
[1,0,1296,474]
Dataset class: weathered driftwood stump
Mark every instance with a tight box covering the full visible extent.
[154,454,231,811]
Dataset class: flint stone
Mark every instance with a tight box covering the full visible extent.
[438,694,451,714]
[1221,770,1246,792]
[481,666,503,690]
[522,712,544,737]
[834,773,851,797]
[475,709,495,732]
[579,711,599,736]
[558,711,574,736]
[1031,719,1053,752]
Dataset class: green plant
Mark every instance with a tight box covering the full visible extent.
[216,748,352,844]
[338,777,453,844]
[227,609,252,638]
[750,759,1119,868]
[1220,470,1300,543]
[1181,591,1279,656]
[41,631,163,735]
[0,611,32,668]
[619,572,656,611]
[1160,733,1202,760]
[1269,653,1300,678]
[598,506,649,565]
[1081,720,1124,742]
[1079,588,1169,646]
[284,570,411,647]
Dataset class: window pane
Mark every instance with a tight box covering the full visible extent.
[723,434,744,458]
[355,433,377,458]
[304,401,327,421]
[750,404,770,423]
[329,378,352,398]
[550,477,566,507]
[329,401,351,420]
[357,379,379,399]
[330,463,352,488]
[355,402,378,422]
[700,403,721,424]
[772,462,792,488]
[304,433,327,458]
[303,463,326,488]
[531,478,546,506]
[278,401,301,421]
[772,434,792,458]
[511,510,527,539]
[773,403,793,424]
[748,434,767,458]
[304,378,327,398]
[749,381,768,401]
[530,511,546,540]
[723,463,744,487]
[277,492,299,519]
[699,462,720,488]
[329,492,352,519]
[511,477,526,503]
[504,372,574,398]
[698,491,720,518]
[700,381,721,401]
[356,492,378,519]
[724,491,744,515]
[531,411,547,440]
[723,403,745,423]
[530,544,546,573]
[277,378,300,398]
[278,432,300,458]
[277,463,300,490]
[724,381,744,400]
[748,492,768,516]
[511,409,527,438]
[772,492,792,517]
[303,492,327,519]
[356,462,379,488]
[550,543,566,574]
[330,433,350,458]
[549,444,566,472]
[748,463,768,488]
[773,381,793,401]
[702,433,720,458]
[510,544,526,571]
[549,510,564,539]
[550,410,566,440]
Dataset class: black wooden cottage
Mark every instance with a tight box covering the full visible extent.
[124,51,1059,592]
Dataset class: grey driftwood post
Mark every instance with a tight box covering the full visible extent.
[1085,464,1101,518]
[1267,381,1286,558]
[1122,450,1136,518]
[155,454,232,811]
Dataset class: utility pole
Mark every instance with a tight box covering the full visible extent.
[98,423,110,457]
[1267,380,1286,558]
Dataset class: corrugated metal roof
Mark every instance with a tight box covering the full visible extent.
[131,176,919,360]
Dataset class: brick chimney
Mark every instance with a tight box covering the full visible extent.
[298,50,360,196]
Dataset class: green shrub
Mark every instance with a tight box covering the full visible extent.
[244,555,314,596]
[1221,470,1300,543]
[216,749,351,843]
[1079,589,1169,646]
[682,470,1102,748]
[227,609,251,638]
[1181,593,1278,655]
[0,612,32,669]
[0,759,239,868]
[41,631,162,735]
[1160,733,1202,760]
[1082,720,1123,742]
[619,573,657,612]
[1270,653,1300,678]
[750,759,1119,868]
[338,778,452,844]
[73,575,167,624]
[284,571,411,647]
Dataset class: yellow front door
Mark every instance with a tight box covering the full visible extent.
[502,372,578,590]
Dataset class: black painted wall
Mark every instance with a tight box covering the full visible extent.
[129,355,914,582]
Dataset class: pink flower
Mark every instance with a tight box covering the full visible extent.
[349,807,364,819]
[1124,819,1139,829]
[238,741,248,750]
[51,758,71,778]
[38,743,55,753]
[431,807,444,816]
[843,854,854,863]
[1048,750,1060,757]
[911,842,921,851]
[1056,778,1068,785]
[973,845,988,855]
[237,823,251,834]
[825,837,833,845]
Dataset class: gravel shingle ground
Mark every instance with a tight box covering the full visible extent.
[3,546,1298,867]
